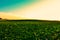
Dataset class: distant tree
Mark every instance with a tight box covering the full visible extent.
[0,18,2,19]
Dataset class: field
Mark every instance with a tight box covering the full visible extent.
[0,20,60,40]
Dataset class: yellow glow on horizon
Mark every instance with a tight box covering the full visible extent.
[0,12,24,19]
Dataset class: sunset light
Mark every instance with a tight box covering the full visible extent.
[0,0,60,20]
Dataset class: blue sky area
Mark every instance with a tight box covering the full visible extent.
[0,0,37,12]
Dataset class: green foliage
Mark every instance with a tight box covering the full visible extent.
[0,20,60,40]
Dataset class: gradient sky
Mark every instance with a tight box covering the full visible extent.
[0,0,60,20]
[0,0,39,19]
[0,0,37,12]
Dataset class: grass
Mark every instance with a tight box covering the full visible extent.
[0,20,60,40]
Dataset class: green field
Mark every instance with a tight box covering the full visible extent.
[0,20,60,40]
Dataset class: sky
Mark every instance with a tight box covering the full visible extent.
[0,0,60,20]
[0,0,37,12]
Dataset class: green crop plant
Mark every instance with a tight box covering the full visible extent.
[0,20,60,40]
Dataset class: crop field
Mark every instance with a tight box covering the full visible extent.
[0,20,60,40]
